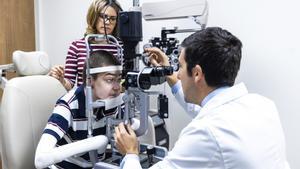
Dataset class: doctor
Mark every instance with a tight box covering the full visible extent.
[114,27,290,169]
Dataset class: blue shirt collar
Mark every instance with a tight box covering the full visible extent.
[200,86,230,107]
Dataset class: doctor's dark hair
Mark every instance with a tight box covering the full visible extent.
[83,50,121,86]
[181,27,242,87]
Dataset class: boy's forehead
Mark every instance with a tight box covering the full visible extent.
[102,71,122,76]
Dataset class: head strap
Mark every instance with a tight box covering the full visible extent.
[89,65,122,74]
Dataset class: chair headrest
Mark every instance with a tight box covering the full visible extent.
[13,50,50,76]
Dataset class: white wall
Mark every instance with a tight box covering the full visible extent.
[35,0,300,168]
[35,0,91,65]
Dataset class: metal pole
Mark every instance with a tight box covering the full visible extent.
[133,0,139,7]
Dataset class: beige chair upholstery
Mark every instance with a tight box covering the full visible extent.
[12,50,50,76]
[0,75,66,169]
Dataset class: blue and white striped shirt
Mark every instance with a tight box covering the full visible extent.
[44,85,123,168]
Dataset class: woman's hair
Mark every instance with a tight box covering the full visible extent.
[85,0,123,37]
[83,50,121,85]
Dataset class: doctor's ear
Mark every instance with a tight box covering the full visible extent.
[192,65,203,82]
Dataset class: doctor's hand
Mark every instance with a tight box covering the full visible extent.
[145,47,178,86]
[114,123,139,156]
[144,47,170,67]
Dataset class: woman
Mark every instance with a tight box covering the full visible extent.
[49,0,123,91]
[35,50,123,169]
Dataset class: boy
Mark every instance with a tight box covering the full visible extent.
[35,50,123,169]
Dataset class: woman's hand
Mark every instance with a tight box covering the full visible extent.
[48,65,64,82]
[48,65,73,91]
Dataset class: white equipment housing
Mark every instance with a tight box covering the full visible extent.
[142,0,208,26]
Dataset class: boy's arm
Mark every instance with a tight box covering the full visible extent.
[35,134,109,169]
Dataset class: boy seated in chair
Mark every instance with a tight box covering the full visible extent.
[35,50,123,169]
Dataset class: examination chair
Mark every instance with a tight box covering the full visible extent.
[0,51,158,169]
[0,51,66,169]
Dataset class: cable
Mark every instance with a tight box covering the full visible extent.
[102,4,110,43]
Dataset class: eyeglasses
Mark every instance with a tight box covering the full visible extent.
[99,13,117,23]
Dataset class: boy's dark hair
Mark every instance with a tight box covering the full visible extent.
[181,27,242,87]
[83,50,121,85]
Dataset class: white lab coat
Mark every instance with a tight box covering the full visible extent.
[121,83,290,169]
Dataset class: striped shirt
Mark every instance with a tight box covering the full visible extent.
[44,85,124,169]
[64,38,123,87]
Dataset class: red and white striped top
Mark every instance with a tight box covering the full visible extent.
[64,38,122,86]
